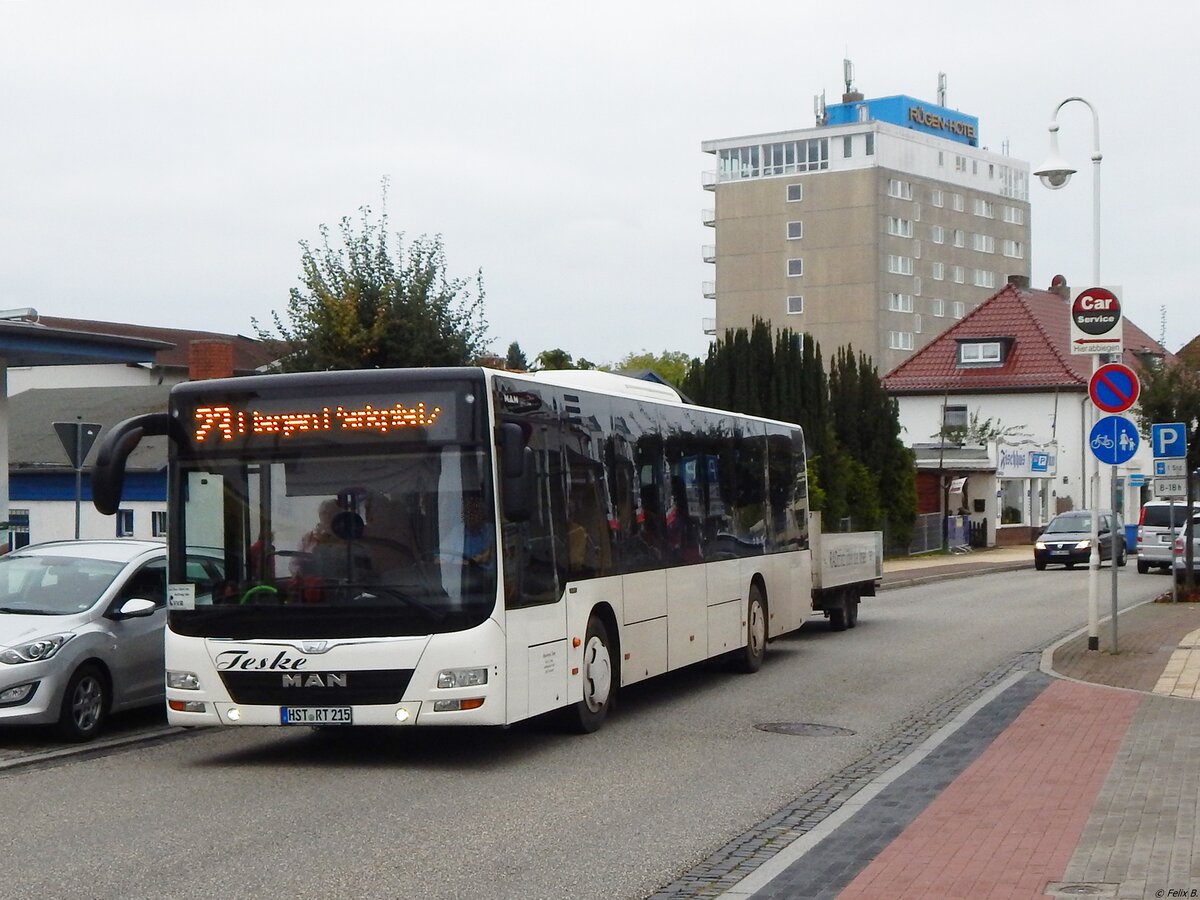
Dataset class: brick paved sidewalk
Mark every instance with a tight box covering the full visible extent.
[1052,598,1200,691]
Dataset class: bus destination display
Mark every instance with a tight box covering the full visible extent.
[189,394,451,446]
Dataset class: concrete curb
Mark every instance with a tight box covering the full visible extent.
[880,560,1031,590]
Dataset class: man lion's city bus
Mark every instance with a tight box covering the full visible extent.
[92,367,880,733]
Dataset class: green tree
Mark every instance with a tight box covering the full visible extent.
[1134,358,1200,589]
[614,349,694,388]
[535,348,574,370]
[255,191,488,372]
[505,341,530,370]
[684,321,914,546]
[829,347,916,546]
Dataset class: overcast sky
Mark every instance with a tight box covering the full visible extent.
[2,2,1197,367]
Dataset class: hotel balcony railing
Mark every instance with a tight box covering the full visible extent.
[702,281,716,300]
[701,208,715,226]
[701,171,717,191]
[701,317,716,336]
[701,245,715,263]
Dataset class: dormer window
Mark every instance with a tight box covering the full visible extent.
[958,340,1005,366]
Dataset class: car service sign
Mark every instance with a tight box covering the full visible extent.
[1071,287,1123,355]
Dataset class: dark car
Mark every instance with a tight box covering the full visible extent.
[1034,510,1126,570]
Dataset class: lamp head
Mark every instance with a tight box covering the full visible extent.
[1034,155,1077,190]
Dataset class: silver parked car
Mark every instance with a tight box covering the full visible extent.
[1136,500,1200,574]
[0,540,172,741]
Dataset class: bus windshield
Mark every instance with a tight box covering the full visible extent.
[170,447,497,640]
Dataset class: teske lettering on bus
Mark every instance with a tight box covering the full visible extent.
[214,649,309,671]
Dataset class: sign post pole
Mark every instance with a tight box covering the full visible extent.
[1088,413,1138,652]
[53,421,102,541]
[1111,463,1119,652]
[1152,422,1188,604]
[1077,290,1124,652]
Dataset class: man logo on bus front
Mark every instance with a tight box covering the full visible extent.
[283,673,348,688]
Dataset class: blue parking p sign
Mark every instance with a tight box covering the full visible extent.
[1151,422,1187,459]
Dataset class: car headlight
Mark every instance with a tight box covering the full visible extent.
[437,667,489,689]
[0,633,75,665]
[1034,541,1046,550]
[1075,540,1091,550]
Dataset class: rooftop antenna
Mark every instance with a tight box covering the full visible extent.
[937,72,947,106]
[841,58,863,103]
[1160,305,1167,349]
[814,90,827,126]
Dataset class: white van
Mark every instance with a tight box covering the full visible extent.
[1136,500,1200,574]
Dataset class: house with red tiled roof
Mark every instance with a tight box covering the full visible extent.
[882,276,1170,547]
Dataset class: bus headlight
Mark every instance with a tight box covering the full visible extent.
[437,667,488,689]
[167,670,201,690]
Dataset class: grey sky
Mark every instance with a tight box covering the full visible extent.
[3,1,1197,366]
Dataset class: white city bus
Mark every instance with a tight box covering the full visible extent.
[92,366,835,733]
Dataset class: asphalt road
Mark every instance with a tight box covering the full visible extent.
[0,567,1166,900]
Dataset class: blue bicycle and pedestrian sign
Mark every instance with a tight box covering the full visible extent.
[1089,415,1139,465]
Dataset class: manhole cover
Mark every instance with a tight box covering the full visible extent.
[1044,883,1118,897]
[754,722,855,737]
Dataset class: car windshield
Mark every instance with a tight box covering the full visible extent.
[1045,514,1093,534]
[1143,505,1197,528]
[0,555,125,615]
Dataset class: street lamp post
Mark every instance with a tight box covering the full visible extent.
[1034,97,1106,652]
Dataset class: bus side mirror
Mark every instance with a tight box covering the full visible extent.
[92,413,176,516]
[502,449,534,523]
[497,423,533,522]
[497,423,526,479]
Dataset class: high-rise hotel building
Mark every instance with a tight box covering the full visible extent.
[700,88,1033,373]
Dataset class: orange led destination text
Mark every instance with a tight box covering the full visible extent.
[193,402,442,441]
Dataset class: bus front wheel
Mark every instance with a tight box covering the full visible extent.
[563,615,615,734]
[733,585,767,673]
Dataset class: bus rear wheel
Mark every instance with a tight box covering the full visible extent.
[563,614,615,733]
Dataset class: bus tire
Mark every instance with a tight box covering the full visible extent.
[563,614,615,734]
[845,591,860,629]
[733,584,767,673]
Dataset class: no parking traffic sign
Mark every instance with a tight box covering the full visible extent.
[1088,363,1140,414]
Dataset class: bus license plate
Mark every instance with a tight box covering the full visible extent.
[281,707,353,725]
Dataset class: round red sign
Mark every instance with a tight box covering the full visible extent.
[1072,288,1121,336]
[1088,362,1140,414]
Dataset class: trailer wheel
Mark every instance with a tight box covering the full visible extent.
[733,584,767,673]
[827,590,847,631]
[845,591,860,629]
